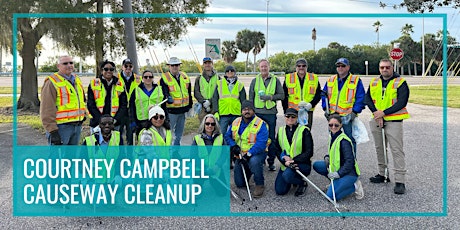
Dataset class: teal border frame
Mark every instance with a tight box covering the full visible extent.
[12,13,448,217]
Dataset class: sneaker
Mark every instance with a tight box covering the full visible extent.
[253,185,265,198]
[369,174,390,183]
[394,183,406,194]
[295,182,308,197]
[268,164,276,171]
[354,180,364,199]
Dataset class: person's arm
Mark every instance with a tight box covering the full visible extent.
[211,87,219,114]
[271,77,285,101]
[194,76,205,104]
[384,81,410,115]
[248,78,256,102]
[224,124,236,147]
[364,85,377,112]
[247,122,268,155]
[352,79,366,114]
[281,80,289,113]
[239,81,247,102]
[187,79,193,110]
[114,89,128,124]
[274,129,285,164]
[40,79,58,133]
[86,83,102,126]
[292,128,314,164]
[310,81,322,108]
[321,83,328,111]
[337,139,355,176]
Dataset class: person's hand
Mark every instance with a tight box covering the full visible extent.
[230,145,241,156]
[259,95,272,101]
[50,130,62,145]
[299,101,312,110]
[324,155,330,167]
[373,110,385,120]
[350,112,357,122]
[328,172,340,179]
[167,96,173,104]
[341,114,351,125]
[376,117,384,128]
[242,152,252,161]
[324,111,330,119]
[203,100,211,112]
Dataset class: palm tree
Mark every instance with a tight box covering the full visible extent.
[252,31,265,72]
[221,40,238,64]
[373,20,383,47]
[236,29,255,72]
[401,23,414,36]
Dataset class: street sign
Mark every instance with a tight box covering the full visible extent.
[205,38,221,60]
[390,48,404,60]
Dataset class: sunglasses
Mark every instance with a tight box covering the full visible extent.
[205,122,216,126]
[226,69,235,72]
[153,115,165,120]
[61,62,74,65]
[329,123,340,128]
[336,64,346,68]
[297,65,306,68]
[285,115,297,119]
[103,67,115,71]
[143,75,154,79]
[124,64,133,68]
[170,64,180,67]
[379,66,392,70]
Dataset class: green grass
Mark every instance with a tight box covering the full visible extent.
[0,97,16,107]
[0,87,42,94]
[409,85,460,108]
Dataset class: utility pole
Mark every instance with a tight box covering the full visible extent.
[312,28,317,52]
[266,0,269,59]
[122,0,139,73]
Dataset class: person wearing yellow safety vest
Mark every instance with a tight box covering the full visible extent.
[129,70,168,138]
[159,57,192,146]
[137,106,172,146]
[40,55,86,145]
[211,65,247,134]
[282,58,322,129]
[82,115,122,185]
[87,60,128,144]
[194,57,220,121]
[192,114,227,196]
[313,114,364,201]
[365,59,410,195]
[321,58,365,155]
[274,108,314,197]
[249,59,284,172]
[117,58,142,145]
[224,100,269,198]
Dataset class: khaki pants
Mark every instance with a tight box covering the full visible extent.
[369,119,407,183]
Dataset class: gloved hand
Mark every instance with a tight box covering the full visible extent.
[50,130,62,145]
[259,95,271,101]
[298,101,313,111]
[324,155,330,167]
[243,152,252,161]
[328,172,340,179]
[324,111,330,120]
[342,114,351,125]
[350,112,357,122]
[203,100,211,112]
[230,145,241,156]
[167,96,173,104]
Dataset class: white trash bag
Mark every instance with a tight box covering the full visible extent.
[298,108,309,126]
[352,117,370,144]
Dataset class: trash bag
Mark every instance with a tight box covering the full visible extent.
[189,103,200,117]
[298,108,308,126]
[140,129,153,146]
[352,117,370,144]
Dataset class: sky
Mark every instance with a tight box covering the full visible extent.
[2,0,460,70]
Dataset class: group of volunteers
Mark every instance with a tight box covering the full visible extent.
[40,54,410,203]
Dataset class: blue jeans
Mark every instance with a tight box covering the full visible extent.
[274,163,311,195]
[219,115,238,134]
[313,160,357,201]
[46,124,82,145]
[342,120,357,155]
[255,113,276,165]
[169,113,186,146]
[234,152,267,187]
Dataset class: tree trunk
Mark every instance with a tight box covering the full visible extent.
[17,28,40,112]
[253,53,256,72]
[407,63,411,75]
[95,0,104,76]
[414,62,417,76]
[245,52,249,72]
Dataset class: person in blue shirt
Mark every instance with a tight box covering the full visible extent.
[321,58,365,154]
[224,100,269,198]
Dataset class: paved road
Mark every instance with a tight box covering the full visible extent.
[1,102,459,229]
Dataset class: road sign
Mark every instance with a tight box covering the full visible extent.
[390,48,404,60]
[205,38,221,60]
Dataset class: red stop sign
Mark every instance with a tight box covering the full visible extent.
[390,48,404,60]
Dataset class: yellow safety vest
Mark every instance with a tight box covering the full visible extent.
[328,133,360,175]
[85,131,120,184]
[231,116,266,153]
[118,72,141,105]
[285,72,319,111]
[134,85,164,120]
[217,79,244,116]
[254,74,277,109]
[198,74,219,100]
[90,78,124,116]
[46,73,86,124]
[326,74,359,115]
[138,127,172,146]
[369,77,410,121]
[161,72,190,108]
[278,125,308,171]
[194,134,223,174]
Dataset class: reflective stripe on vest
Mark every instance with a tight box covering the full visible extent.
[217,79,243,115]
[47,73,86,124]
[199,74,219,100]
[161,72,190,108]
[91,78,124,116]
[85,131,120,183]
[254,74,276,109]
[328,133,360,176]
[327,74,359,115]
[285,72,318,111]
[278,125,308,171]
[369,77,410,121]
[231,116,265,153]
[135,85,164,120]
